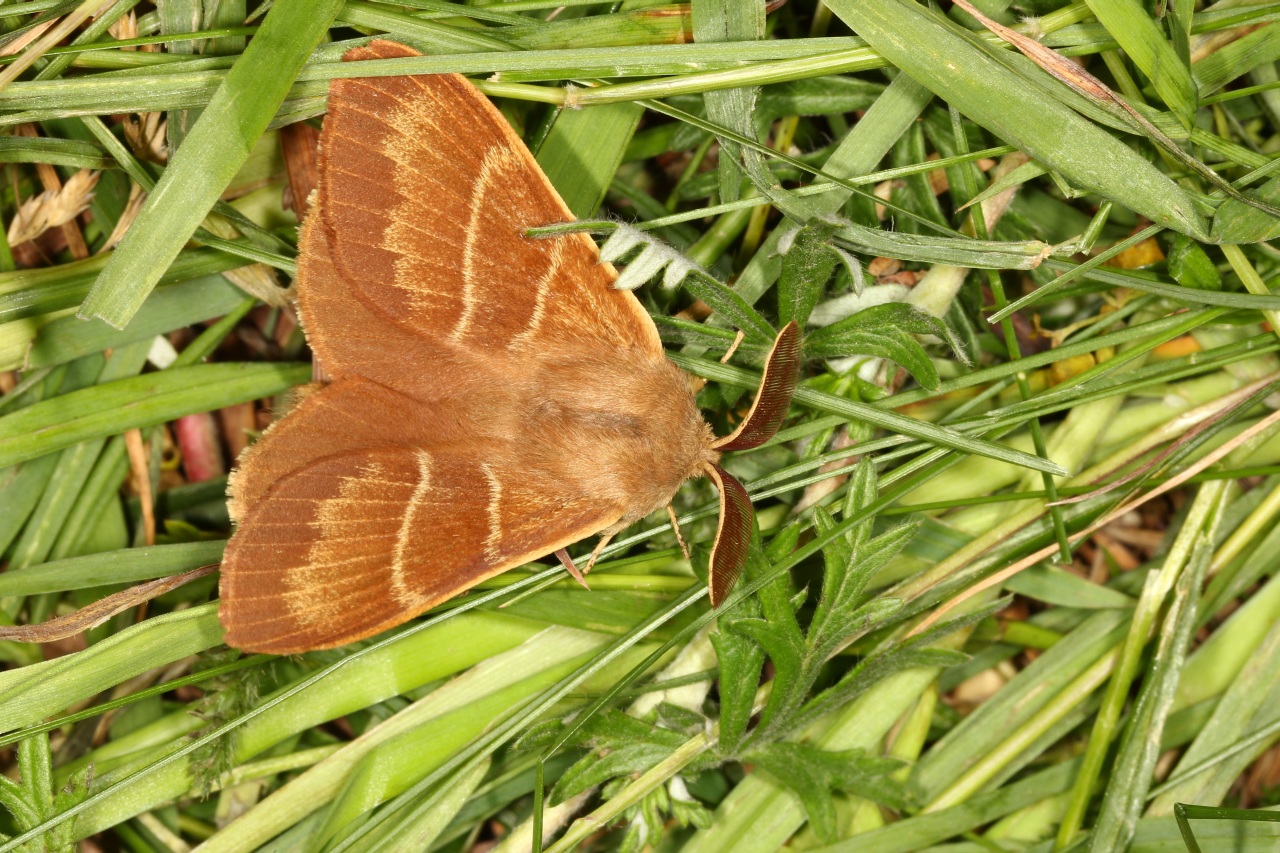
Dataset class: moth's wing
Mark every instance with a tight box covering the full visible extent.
[220,439,626,654]
[313,40,664,368]
[227,376,492,523]
[294,212,482,402]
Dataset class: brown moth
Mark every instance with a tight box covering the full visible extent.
[218,40,801,654]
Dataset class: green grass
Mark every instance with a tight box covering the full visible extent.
[3,1,1280,851]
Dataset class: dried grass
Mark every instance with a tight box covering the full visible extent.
[6,168,99,247]
[98,182,146,253]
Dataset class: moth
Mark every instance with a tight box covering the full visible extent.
[218,40,801,654]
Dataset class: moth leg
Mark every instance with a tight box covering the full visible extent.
[584,533,616,573]
[666,505,691,560]
[555,549,591,590]
[720,329,746,364]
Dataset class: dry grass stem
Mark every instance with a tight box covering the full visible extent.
[0,0,119,92]
[0,20,56,57]
[99,183,147,253]
[913,396,1280,635]
[124,427,155,548]
[0,566,216,642]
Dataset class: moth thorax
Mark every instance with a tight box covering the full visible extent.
[605,359,720,521]
[523,353,709,521]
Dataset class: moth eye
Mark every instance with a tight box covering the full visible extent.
[713,321,802,452]
[704,463,753,606]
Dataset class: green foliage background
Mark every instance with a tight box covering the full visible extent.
[2,0,1280,850]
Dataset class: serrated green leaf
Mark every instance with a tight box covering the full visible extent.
[552,710,685,802]
[682,271,775,343]
[1210,174,1280,244]
[729,616,804,734]
[712,525,804,752]
[655,701,707,732]
[756,525,802,641]
[709,620,763,754]
[746,741,840,843]
[0,774,39,829]
[805,303,967,390]
[778,222,839,329]
[746,742,909,844]
[794,602,998,735]
[1167,234,1222,291]
[812,505,852,587]
[808,467,917,663]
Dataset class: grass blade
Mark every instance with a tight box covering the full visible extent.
[824,0,1208,239]
[0,362,309,468]
[1084,0,1197,126]
[76,0,342,327]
